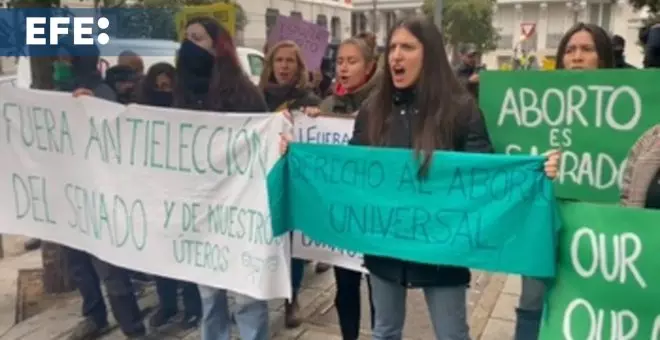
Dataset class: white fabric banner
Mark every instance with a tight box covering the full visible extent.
[291,114,367,273]
[0,87,291,300]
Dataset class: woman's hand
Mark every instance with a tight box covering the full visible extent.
[303,106,321,118]
[72,88,94,98]
[543,150,561,179]
[279,133,293,156]
[280,110,293,123]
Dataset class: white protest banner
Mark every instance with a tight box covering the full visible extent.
[0,87,291,300]
[292,114,366,273]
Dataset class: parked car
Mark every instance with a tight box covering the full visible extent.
[15,38,264,88]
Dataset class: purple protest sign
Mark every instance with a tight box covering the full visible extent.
[267,15,330,71]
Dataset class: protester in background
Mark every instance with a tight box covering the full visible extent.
[258,40,321,328]
[639,22,660,68]
[136,62,175,107]
[454,44,482,99]
[105,64,141,104]
[118,50,145,75]
[284,17,560,340]
[305,35,380,340]
[556,23,614,70]
[512,22,614,340]
[53,39,153,340]
[174,17,270,340]
[612,35,635,68]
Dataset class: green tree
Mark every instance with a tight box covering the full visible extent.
[627,0,659,15]
[423,0,499,53]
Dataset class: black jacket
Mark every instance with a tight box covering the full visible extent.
[263,85,321,112]
[349,91,493,287]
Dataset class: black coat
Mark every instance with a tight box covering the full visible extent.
[348,92,493,288]
[263,85,321,112]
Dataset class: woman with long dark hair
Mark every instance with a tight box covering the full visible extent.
[555,22,614,70]
[174,16,270,340]
[513,22,612,340]
[283,16,560,340]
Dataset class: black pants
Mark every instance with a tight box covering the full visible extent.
[334,267,375,340]
[64,246,145,336]
[154,276,202,316]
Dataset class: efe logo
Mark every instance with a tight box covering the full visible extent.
[25,16,110,46]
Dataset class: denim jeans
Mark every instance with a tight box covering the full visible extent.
[64,246,145,336]
[370,274,470,340]
[198,285,269,340]
[514,277,546,340]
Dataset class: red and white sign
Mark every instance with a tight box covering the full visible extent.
[521,22,536,39]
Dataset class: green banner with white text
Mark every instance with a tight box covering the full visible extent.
[480,70,660,202]
[539,201,660,339]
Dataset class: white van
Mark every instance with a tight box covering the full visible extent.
[16,38,264,88]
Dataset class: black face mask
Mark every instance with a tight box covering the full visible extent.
[178,39,214,76]
[151,90,173,107]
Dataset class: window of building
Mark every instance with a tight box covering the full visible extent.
[351,13,359,36]
[385,11,396,31]
[331,16,341,42]
[545,3,564,49]
[265,8,279,36]
[496,5,514,50]
[588,3,611,31]
[317,14,328,29]
[290,11,303,20]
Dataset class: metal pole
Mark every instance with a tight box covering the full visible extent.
[372,0,377,32]
[434,0,443,31]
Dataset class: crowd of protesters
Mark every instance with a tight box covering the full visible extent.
[15,14,660,340]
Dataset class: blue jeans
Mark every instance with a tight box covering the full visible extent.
[370,274,470,340]
[514,277,546,340]
[198,285,269,340]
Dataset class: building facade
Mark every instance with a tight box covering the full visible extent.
[241,0,353,50]
[484,0,649,68]
[350,0,423,45]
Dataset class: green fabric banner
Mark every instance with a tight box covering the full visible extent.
[540,201,660,339]
[267,143,559,278]
[479,70,660,203]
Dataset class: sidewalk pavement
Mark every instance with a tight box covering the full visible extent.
[0,235,522,340]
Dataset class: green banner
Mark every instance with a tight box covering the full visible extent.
[540,201,660,339]
[479,70,660,202]
[268,143,559,277]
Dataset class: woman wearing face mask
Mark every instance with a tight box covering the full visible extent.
[258,40,321,329]
[174,16,270,340]
[282,17,560,340]
[137,63,175,107]
[512,22,612,340]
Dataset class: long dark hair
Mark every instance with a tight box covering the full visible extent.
[366,16,471,176]
[555,23,614,69]
[137,62,175,104]
[173,16,262,111]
